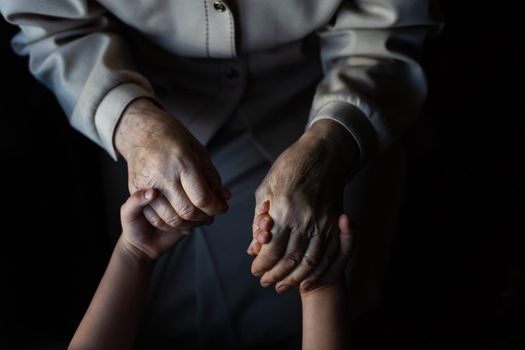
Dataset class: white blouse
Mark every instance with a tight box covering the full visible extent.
[0,0,442,161]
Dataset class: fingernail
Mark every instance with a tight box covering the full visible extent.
[145,189,154,200]
[252,270,262,277]
[302,282,311,291]
[277,285,290,294]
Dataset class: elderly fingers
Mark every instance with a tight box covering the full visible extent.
[259,232,310,289]
[274,234,327,293]
[162,181,211,222]
[298,233,341,292]
[251,225,290,277]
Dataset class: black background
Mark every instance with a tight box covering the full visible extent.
[1,1,524,349]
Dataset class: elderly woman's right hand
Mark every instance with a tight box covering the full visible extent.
[115,98,230,233]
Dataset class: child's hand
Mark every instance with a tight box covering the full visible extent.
[298,213,352,294]
[247,200,273,256]
[120,189,185,261]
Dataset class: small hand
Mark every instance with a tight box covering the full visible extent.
[120,189,185,261]
[247,200,272,256]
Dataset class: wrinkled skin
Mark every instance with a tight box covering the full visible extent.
[115,98,230,234]
[248,119,359,293]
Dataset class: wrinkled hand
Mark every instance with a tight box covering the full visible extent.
[120,189,184,261]
[249,213,353,292]
[300,213,353,293]
[249,119,359,293]
[115,99,230,233]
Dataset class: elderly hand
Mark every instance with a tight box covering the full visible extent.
[249,119,359,293]
[115,98,230,233]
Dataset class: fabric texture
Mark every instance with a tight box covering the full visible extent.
[0,0,442,162]
[0,1,438,347]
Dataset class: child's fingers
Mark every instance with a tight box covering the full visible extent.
[121,189,157,223]
[247,238,257,256]
[247,239,263,256]
[258,200,270,214]
[338,213,353,260]
[252,241,262,255]
[248,200,273,255]
[253,227,271,244]
[252,212,273,245]
[253,213,273,232]
[338,213,351,236]
[251,201,272,235]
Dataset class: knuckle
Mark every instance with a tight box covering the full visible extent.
[284,252,301,264]
[193,193,212,208]
[283,253,301,268]
[264,246,284,261]
[301,254,318,269]
[178,205,198,220]
[164,214,181,227]
[287,275,301,286]
[148,215,166,229]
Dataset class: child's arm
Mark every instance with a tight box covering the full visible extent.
[301,280,349,350]
[68,236,155,350]
[69,189,184,350]
[300,214,352,350]
[249,212,353,350]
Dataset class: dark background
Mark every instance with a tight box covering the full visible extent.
[1,1,523,349]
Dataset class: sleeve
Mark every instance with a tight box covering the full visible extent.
[307,0,444,164]
[0,0,158,160]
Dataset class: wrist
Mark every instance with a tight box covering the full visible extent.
[304,119,360,178]
[115,237,156,268]
[114,98,163,159]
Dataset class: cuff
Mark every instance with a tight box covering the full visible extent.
[94,83,157,160]
[307,101,378,164]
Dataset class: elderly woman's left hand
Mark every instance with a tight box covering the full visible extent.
[248,119,359,294]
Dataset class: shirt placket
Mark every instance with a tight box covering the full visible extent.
[204,0,237,58]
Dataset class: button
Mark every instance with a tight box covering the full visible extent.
[213,1,227,12]
[225,68,240,81]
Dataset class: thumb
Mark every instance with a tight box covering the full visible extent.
[338,213,353,258]
[121,189,157,223]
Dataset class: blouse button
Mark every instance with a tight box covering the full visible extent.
[213,1,227,12]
